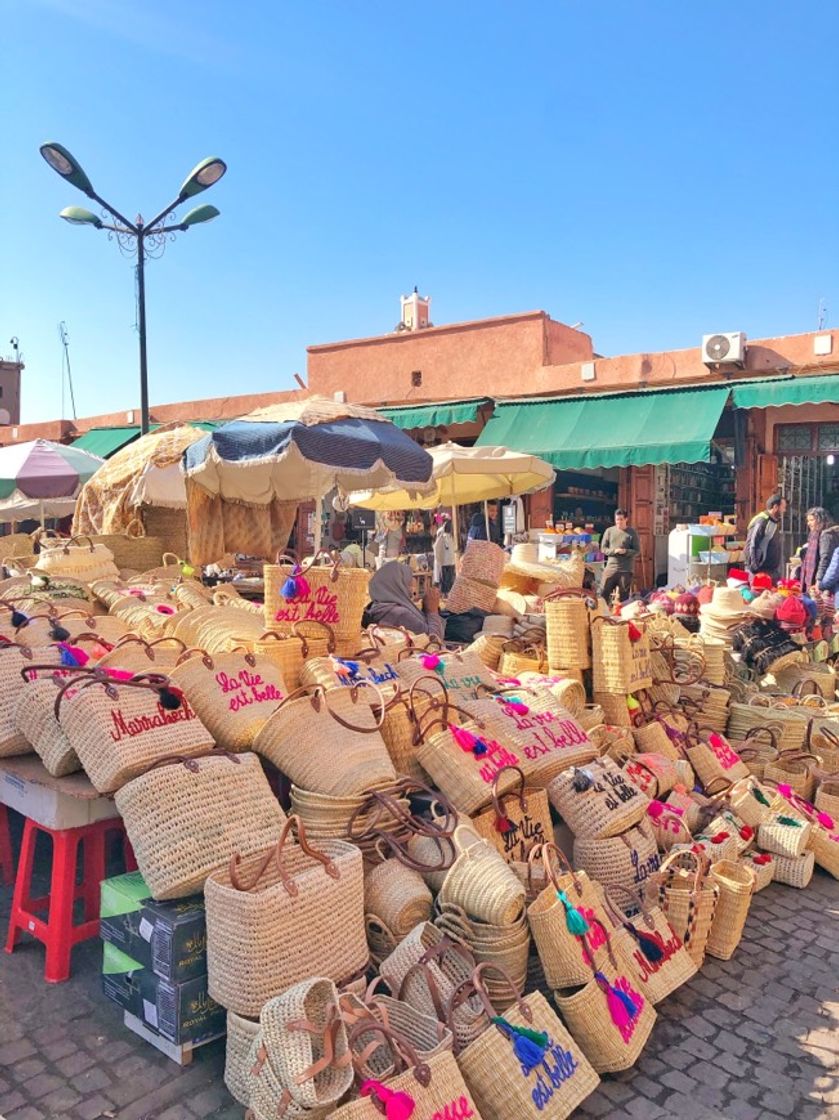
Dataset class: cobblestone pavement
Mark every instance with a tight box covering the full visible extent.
[1,853,838,1119]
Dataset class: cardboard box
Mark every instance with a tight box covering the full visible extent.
[100,872,207,982]
[102,944,224,1046]
[0,756,120,830]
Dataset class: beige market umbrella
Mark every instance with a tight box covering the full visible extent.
[347,441,555,544]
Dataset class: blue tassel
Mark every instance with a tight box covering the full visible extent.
[626,925,665,963]
[10,610,28,629]
[612,985,640,1019]
[491,1017,548,1073]
[472,738,489,757]
[281,576,298,600]
[59,645,81,667]
[557,890,590,936]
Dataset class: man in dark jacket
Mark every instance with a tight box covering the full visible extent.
[600,508,640,604]
[744,495,788,583]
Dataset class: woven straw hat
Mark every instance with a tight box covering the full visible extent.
[699,586,747,619]
[504,543,570,583]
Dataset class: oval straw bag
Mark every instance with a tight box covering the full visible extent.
[253,683,395,795]
[515,672,587,718]
[726,776,781,827]
[0,641,62,757]
[762,751,821,801]
[705,859,755,961]
[739,851,775,892]
[588,723,636,763]
[35,534,120,582]
[169,649,287,751]
[592,616,653,695]
[526,842,616,990]
[364,859,433,964]
[205,815,366,1017]
[573,820,661,896]
[646,850,719,968]
[95,636,190,674]
[225,1010,260,1107]
[548,756,649,839]
[338,980,454,1066]
[264,550,370,643]
[544,588,593,671]
[646,807,694,853]
[498,637,550,677]
[90,518,164,572]
[772,848,816,888]
[601,884,698,1005]
[815,779,839,819]
[450,965,600,1120]
[54,673,214,793]
[621,752,681,800]
[249,622,335,690]
[757,812,813,857]
[471,765,552,865]
[376,677,443,781]
[466,632,507,671]
[246,977,352,1119]
[115,750,287,900]
[727,698,808,752]
[15,664,97,776]
[686,725,751,789]
[736,727,781,780]
[437,827,526,926]
[434,904,530,1007]
[552,940,656,1074]
[300,647,399,702]
[396,648,497,705]
[413,701,522,815]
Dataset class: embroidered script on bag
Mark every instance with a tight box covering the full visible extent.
[215,669,283,712]
[109,699,198,742]
[707,736,742,771]
[496,702,591,762]
[275,584,340,625]
[430,1099,474,1120]
[500,811,545,861]
[334,660,398,689]
[631,926,682,987]
[590,770,641,812]
[474,738,520,785]
[527,1034,580,1112]
[631,847,661,885]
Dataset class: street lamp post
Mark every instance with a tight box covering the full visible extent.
[40,143,226,434]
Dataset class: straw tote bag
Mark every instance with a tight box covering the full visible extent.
[36,534,120,582]
[601,884,697,1005]
[621,752,683,800]
[364,859,433,964]
[547,756,650,839]
[330,1023,484,1120]
[573,820,661,895]
[545,588,593,671]
[497,637,550,678]
[705,859,755,961]
[396,649,497,705]
[763,751,821,802]
[225,1010,260,1107]
[414,701,522,816]
[526,842,617,991]
[169,649,287,752]
[115,750,286,900]
[379,924,487,1051]
[0,641,62,758]
[264,551,370,643]
[757,812,813,857]
[253,683,396,796]
[434,904,530,1009]
[646,850,719,968]
[462,690,598,789]
[450,965,600,1120]
[16,664,100,777]
[686,725,751,789]
[339,979,454,1063]
[246,977,353,1120]
[90,518,164,572]
[437,827,526,926]
[94,636,190,675]
[376,677,444,781]
[471,765,552,865]
[552,941,656,1074]
[54,673,214,794]
[246,621,336,690]
[591,616,653,695]
[300,647,400,703]
[205,816,366,1017]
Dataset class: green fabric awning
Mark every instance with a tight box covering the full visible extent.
[476,385,731,469]
[731,373,839,410]
[71,427,141,458]
[378,398,490,430]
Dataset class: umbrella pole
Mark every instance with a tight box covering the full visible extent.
[452,504,460,568]
[484,500,490,539]
[40,501,45,530]
[313,496,324,555]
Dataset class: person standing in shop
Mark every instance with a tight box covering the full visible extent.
[433,517,456,595]
[744,494,788,584]
[600,508,640,604]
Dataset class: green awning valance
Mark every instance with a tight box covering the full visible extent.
[379,398,490,430]
[476,386,731,470]
[731,373,839,410]
[71,427,142,458]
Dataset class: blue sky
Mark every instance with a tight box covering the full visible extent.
[2,0,837,423]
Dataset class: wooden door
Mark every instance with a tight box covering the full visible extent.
[626,466,655,591]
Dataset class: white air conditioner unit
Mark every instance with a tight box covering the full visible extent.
[701,332,747,367]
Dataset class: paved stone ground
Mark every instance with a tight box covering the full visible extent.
[1,826,838,1119]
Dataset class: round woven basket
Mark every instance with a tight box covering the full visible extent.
[364,859,432,962]
[545,589,592,670]
[771,848,815,888]
[437,829,526,926]
[573,820,661,895]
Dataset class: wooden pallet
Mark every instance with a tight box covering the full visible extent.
[123,1010,224,1066]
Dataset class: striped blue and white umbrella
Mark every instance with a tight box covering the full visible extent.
[183,397,433,503]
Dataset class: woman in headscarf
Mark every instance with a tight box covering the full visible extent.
[362,560,444,639]
[801,507,839,592]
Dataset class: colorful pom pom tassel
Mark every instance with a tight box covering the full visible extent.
[359,1081,415,1120]
[556,889,589,935]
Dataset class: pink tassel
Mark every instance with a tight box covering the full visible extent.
[449,723,477,753]
[359,1081,415,1119]
[420,653,441,670]
[605,984,632,1029]
[818,811,835,830]
[708,732,727,751]
[647,800,666,820]
[505,699,530,715]
[105,669,134,681]
[777,783,793,798]
[295,574,310,599]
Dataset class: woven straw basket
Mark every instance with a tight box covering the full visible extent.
[527,843,614,990]
[548,756,649,839]
[253,684,396,796]
[815,779,839,819]
[472,765,551,866]
[602,884,697,1005]
[726,777,781,827]
[771,848,815,888]
[437,828,526,926]
[246,978,352,1118]
[264,552,370,643]
[573,821,661,896]
[170,650,287,752]
[592,617,653,694]
[510,672,586,718]
[396,648,497,704]
[466,632,508,671]
[300,649,400,702]
[553,956,656,1073]
[739,852,775,891]
[364,859,432,963]
[338,987,454,1074]
[376,678,443,781]
[95,636,190,674]
[36,535,120,582]
[647,850,719,968]
[225,1011,259,1107]
[90,519,164,572]
[114,751,287,900]
[686,727,751,790]
[545,589,593,671]
[706,859,755,960]
[758,813,812,857]
[434,906,530,1011]
[0,643,62,758]
[454,968,600,1120]
[763,752,821,802]
[15,666,91,776]
[55,676,215,794]
[248,622,335,690]
[205,816,366,1017]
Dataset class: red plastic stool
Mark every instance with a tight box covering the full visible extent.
[5,816,129,983]
[0,804,13,886]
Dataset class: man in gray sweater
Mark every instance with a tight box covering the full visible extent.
[600,508,640,604]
